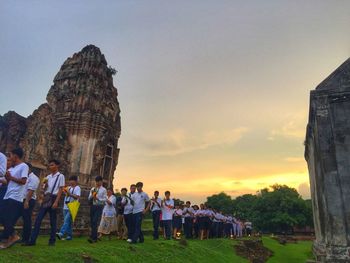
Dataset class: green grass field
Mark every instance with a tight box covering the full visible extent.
[0,220,314,263]
[0,236,313,263]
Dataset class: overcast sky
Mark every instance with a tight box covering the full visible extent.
[1,1,350,203]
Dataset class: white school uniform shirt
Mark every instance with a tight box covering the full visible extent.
[197,209,205,217]
[161,199,174,220]
[219,214,225,222]
[213,212,221,223]
[150,197,162,212]
[183,207,195,218]
[122,192,134,215]
[173,208,183,217]
[23,172,40,200]
[4,162,28,202]
[63,185,81,210]
[45,172,65,195]
[103,195,117,217]
[245,221,252,229]
[206,210,214,218]
[88,186,107,206]
[0,152,6,184]
[131,191,150,214]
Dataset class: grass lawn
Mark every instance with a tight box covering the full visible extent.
[263,237,314,263]
[0,236,314,263]
[0,221,314,262]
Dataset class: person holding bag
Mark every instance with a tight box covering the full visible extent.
[56,175,81,241]
[25,159,65,246]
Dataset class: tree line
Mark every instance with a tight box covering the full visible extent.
[205,184,313,234]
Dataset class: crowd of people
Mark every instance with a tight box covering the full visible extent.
[0,148,253,249]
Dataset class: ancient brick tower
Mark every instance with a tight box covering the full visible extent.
[0,45,121,227]
[305,58,350,262]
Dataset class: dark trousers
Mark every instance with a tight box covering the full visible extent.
[194,220,199,238]
[212,222,219,238]
[162,220,172,239]
[22,199,36,242]
[90,205,103,241]
[224,223,232,237]
[184,217,193,238]
[132,212,144,243]
[152,210,161,239]
[2,198,23,239]
[30,205,58,244]
[0,185,8,225]
[124,213,134,240]
[246,228,252,236]
[218,222,224,238]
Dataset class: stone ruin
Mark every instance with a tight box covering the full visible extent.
[305,58,350,262]
[0,45,121,229]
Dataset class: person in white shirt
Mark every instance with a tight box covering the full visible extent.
[216,211,225,238]
[0,148,28,248]
[56,175,81,241]
[183,201,195,239]
[98,187,117,238]
[130,182,150,244]
[0,152,7,213]
[150,190,162,240]
[115,189,127,240]
[121,184,136,242]
[27,159,65,246]
[172,203,183,239]
[87,176,107,243]
[192,205,200,238]
[0,152,8,229]
[161,191,174,240]
[244,220,252,236]
[198,204,207,240]
[21,163,39,244]
[206,207,214,239]
[224,215,233,238]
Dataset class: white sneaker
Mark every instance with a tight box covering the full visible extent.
[127,239,132,243]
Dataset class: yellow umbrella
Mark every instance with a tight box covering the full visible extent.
[67,201,80,222]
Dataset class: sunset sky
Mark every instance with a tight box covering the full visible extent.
[1,1,350,203]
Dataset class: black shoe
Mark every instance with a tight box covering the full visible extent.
[87,238,97,243]
[48,242,55,246]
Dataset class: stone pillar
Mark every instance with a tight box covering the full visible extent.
[305,58,350,262]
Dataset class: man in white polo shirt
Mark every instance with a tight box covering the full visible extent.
[130,182,150,244]
[161,191,174,240]
[0,148,28,249]
[27,159,65,246]
[21,163,39,244]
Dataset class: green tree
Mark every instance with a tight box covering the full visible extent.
[205,192,233,214]
[232,194,258,219]
[253,184,311,233]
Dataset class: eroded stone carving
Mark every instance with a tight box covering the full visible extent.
[0,45,121,228]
